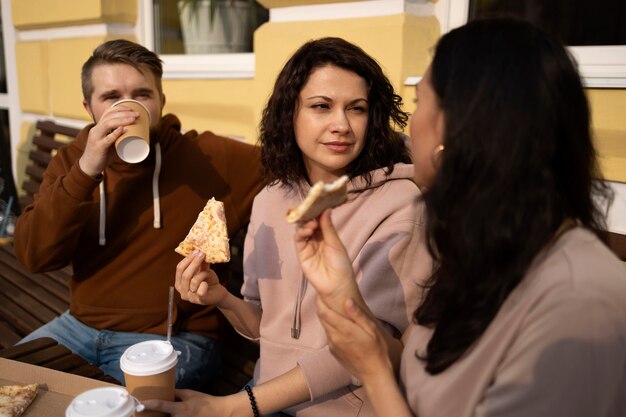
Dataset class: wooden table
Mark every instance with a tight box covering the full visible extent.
[0,337,120,385]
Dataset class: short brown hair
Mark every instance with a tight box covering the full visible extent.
[81,39,163,103]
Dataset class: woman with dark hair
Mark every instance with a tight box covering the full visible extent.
[260,37,411,187]
[146,37,430,417]
[295,18,626,417]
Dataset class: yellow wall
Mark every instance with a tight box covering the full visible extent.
[11,0,626,186]
[258,0,361,7]
[164,14,439,142]
[15,42,49,114]
[589,89,626,182]
[12,0,136,29]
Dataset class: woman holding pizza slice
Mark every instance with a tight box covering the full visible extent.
[145,37,431,417]
[294,18,626,417]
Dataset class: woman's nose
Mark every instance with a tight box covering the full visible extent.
[329,110,350,134]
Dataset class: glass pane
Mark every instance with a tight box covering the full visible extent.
[0,108,19,239]
[0,6,8,93]
[153,0,269,54]
[469,0,626,46]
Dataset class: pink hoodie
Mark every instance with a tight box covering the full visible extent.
[402,227,626,417]
[242,163,432,417]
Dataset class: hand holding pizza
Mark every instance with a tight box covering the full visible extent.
[175,250,228,307]
[295,210,364,314]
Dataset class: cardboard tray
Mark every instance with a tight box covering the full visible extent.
[0,358,116,416]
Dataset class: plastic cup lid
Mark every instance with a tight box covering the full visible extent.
[65,387,140,417]
[120,340,179,376]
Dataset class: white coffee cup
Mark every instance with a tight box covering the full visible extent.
[120,340,179,417]
[65,387,143,417]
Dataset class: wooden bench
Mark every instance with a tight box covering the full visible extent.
[608,231,626,262]
[0,120,78,347]
[19,120,80,210]
[0,120,259,395]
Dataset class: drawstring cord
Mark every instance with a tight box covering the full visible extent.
[97,142,163,245]
[291,273,307,339]
[98,176,106,246]
[153,143,162,229]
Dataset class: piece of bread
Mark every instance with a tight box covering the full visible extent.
[175,198,231,263]
[286,175,349,223]
[0,384,39,417]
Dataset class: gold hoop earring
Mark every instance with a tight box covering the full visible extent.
[431,144,445,165]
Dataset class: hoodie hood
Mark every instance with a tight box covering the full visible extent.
[75,114,183,245]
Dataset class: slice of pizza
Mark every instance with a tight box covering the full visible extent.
[0,384,39,417]
[175,197,231,263]
[286,175,349,223]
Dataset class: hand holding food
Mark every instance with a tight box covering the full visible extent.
[175,198,230,263]
[286,175,349,223]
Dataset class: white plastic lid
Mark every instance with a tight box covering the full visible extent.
[65,387,140,417]
[120,340,178,376]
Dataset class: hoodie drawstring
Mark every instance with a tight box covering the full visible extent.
[98,176,106,246]
[291,273,307,339]
[153,143,162,229]
[97,143,163,246]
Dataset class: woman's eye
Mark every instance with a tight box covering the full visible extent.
[312,103,329,109]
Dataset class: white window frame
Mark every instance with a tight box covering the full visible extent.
[1,0,23,180]
[140,0,439,80]
[434,0,626,88]
[139,0,256,79]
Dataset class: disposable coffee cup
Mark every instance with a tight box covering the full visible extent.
[120,340,178,417]
[111,99,151,163]
[65,387,143,417]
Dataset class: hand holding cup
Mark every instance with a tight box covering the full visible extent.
[111,99,151,163]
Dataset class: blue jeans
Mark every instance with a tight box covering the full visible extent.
[19,311,220,393]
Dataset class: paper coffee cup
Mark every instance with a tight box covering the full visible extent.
[111,99,151,163]
[66,387,142,417]
[120,340,178,417]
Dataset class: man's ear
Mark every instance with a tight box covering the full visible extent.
[161,94,166,111]
[83,99,96,122]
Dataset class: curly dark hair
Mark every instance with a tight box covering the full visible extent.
[81,39,163,105]
[259,37,410,187]
[415,17,613,374]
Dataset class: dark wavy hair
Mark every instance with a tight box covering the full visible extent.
[259,37,410,187]
[415,17,613,374]
[81,39,164,105]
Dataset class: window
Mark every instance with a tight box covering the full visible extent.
[434,0,626,87]
[469,0,626,46]
[143,0,268,79]
[0,3,18,231]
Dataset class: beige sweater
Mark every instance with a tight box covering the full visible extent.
[402,227,626,417]
[243,164,432,417]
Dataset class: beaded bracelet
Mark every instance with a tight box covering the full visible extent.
[244,385,260,417]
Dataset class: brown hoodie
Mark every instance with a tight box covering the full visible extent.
[14,114,264,338]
